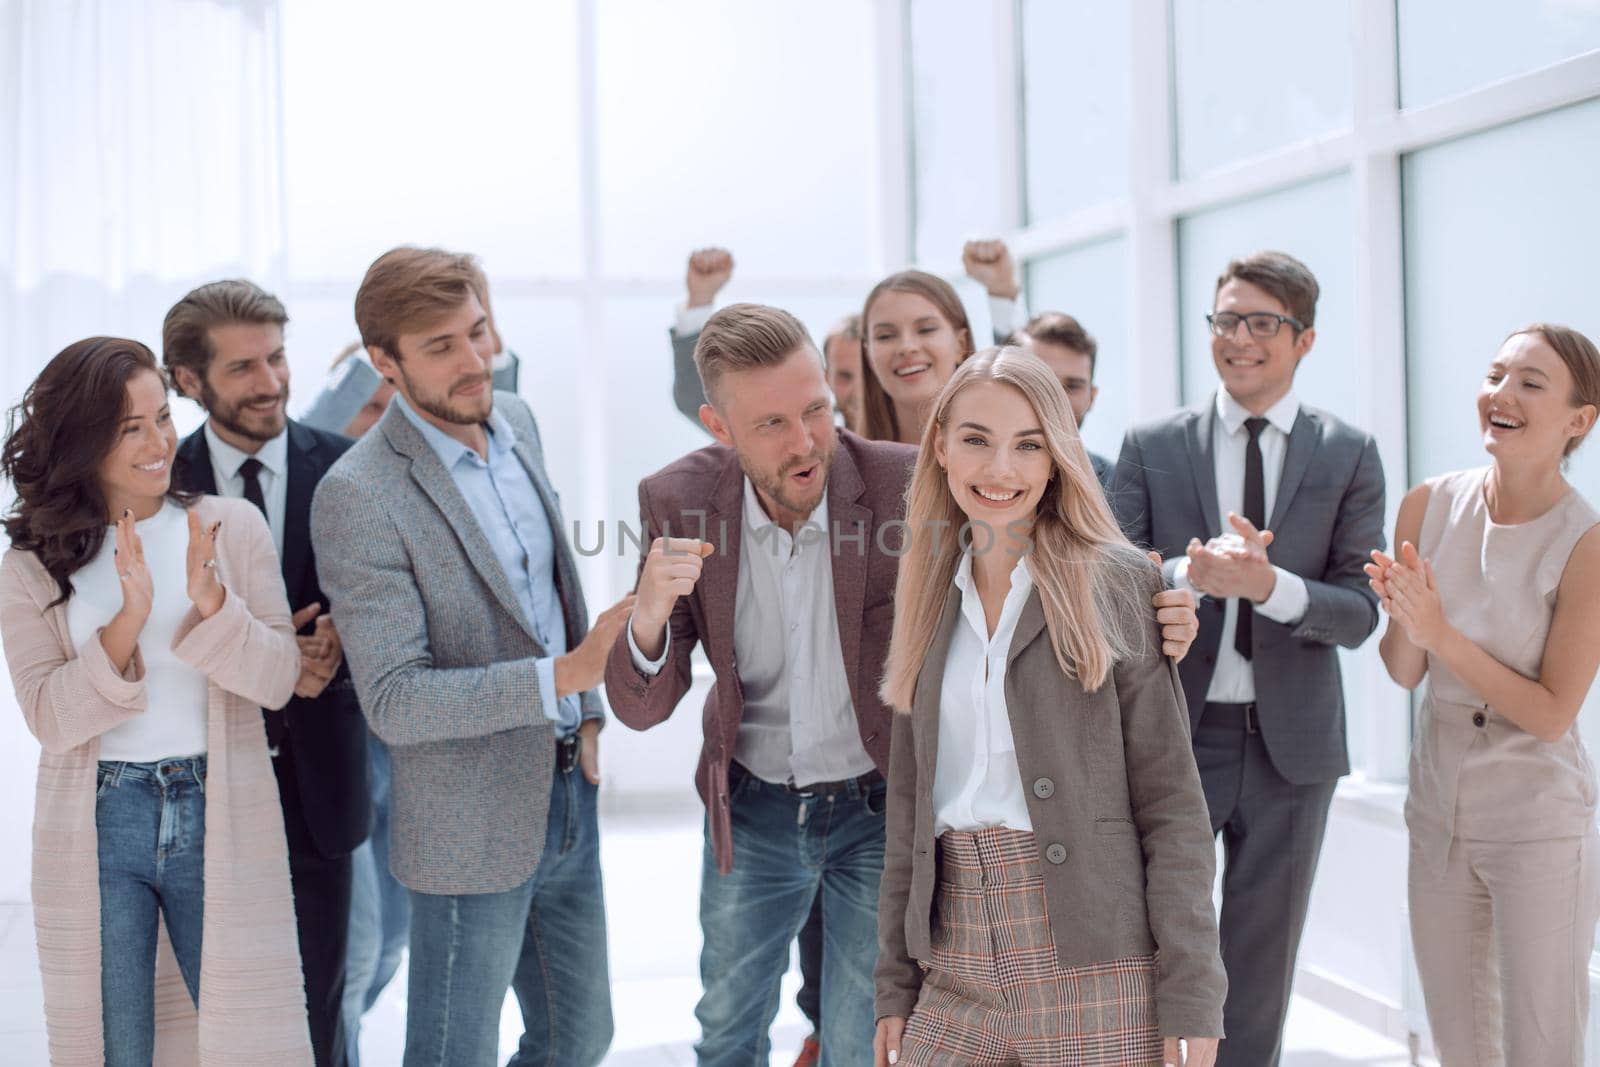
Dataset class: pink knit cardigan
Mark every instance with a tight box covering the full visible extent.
[0,496,314,1065]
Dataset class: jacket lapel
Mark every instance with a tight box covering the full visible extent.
[281,421,319,610]
[696,452,744,675]
[1268,408,1319,532]
[1005,589,1049,673]
[913,589,962,782]
[174,427,219,497]
[1186,402,1224,537]
[509,432,585,646]
[378,405,542,647]
[826,441,870,695]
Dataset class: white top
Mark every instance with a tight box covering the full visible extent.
[205,422,288,557]
[66,502,210,762]
[1172,388,1311,702]
[933,551,1034,835]
[629,477,876,786]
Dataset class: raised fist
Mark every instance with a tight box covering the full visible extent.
[686,248,735,308]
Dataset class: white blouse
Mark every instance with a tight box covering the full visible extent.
[933,551,1035,835]
[66,502,210,762]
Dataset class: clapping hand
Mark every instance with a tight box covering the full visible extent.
[185,509,225,618]
[1366,541,1447,651]
[113,509,155,622]
[1186,512,1277,602]
[291,602,344,699]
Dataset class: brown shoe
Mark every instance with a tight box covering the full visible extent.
[792,1033,821,1067]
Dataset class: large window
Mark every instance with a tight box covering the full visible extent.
[1170,0,1352,178]
[1398,1,1600,107]
[1025,238,1129,463]
[1019,0,1129,222]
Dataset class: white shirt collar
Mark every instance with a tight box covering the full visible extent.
[741,476,829,536]
[1216,387,1300,437]
[952,548,1034,597]
[204,420,288,480]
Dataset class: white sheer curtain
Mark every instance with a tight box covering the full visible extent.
[0,0,287,902]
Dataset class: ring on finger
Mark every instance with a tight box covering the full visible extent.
[203,559,217,570]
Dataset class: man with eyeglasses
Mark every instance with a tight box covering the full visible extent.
[1110,251,1386,1067]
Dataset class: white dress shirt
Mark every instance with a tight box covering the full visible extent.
[67,502,211,762]
[629,478,876,786]
[204,421,288,557]
[1173,388,1310,703]
[932,551,1035,836]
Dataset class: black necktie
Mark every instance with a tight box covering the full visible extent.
[1235,417,1268,661]
[238,457,267,518]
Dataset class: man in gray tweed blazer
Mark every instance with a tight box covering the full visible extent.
[1112,251,1386,1067]
[311,247,631,1067]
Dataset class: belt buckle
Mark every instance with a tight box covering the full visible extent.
[557,735,580,774]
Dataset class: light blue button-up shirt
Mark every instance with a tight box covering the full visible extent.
[395,395,580,736]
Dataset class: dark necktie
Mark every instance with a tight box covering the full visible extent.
[238,457,267,518]
[1234,417,1268,661]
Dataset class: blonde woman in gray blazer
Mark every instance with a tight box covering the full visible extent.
[874,347,1225,1067]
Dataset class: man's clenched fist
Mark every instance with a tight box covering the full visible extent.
[631,537,715,659]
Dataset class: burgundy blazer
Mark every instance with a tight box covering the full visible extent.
[605,430,916,873]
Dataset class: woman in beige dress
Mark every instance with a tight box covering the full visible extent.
[0,337,312,1065]
[1368,323,1600,1065]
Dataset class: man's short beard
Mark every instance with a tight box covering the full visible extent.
[399,365,492,426]
[201,379,287,444]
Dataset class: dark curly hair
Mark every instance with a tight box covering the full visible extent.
[2,337,196,606]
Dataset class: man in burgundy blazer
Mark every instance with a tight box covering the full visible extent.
[606,303,1197,1067]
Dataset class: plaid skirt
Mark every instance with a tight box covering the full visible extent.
[899,827,1163,1067]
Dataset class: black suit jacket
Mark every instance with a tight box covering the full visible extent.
[175,419,373,858]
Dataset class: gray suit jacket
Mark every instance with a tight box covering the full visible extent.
[874,557,1226,1038]
[310,392,601,895]
[670,326,1115,490]
[1111,396,1385,784]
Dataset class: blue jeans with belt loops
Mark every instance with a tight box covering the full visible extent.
[695,763,885,1067]
[95,754,208,1067]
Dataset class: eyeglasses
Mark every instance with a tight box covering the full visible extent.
[1206,311,1304,340]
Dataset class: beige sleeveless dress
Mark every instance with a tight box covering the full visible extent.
[1406,465,1599,869]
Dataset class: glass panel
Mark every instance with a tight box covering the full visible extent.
[1176,173,1397,775]
[1171,0,1352,178]
[1020,0,1130,221]
[594,0,878,280]
[1176,174,1358,421]
[909,0,1011,264]
[281,291,362,428]
[1403,97,1600,739]
[1399,1,1600,108]
[1024,238,1129,464]
[281,0,583,280]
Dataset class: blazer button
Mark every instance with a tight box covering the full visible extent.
[1032,777,1055,799]
[1044,843,1068,865]
[1472,711,1487,728]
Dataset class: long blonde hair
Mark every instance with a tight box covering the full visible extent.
[879,346,1149,709]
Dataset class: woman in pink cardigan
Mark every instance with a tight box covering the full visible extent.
[0,337,313,1065]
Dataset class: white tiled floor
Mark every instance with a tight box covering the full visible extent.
[0,802,1422,1066]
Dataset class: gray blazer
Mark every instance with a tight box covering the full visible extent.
[310,392,601,895]
[1111,397,1386,784]
[874,557,1226,1038]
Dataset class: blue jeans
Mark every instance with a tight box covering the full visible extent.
[695,763,885,1067]
[342,738,411,1065]
[402,755,612,1067]
[95,756,207,1067]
